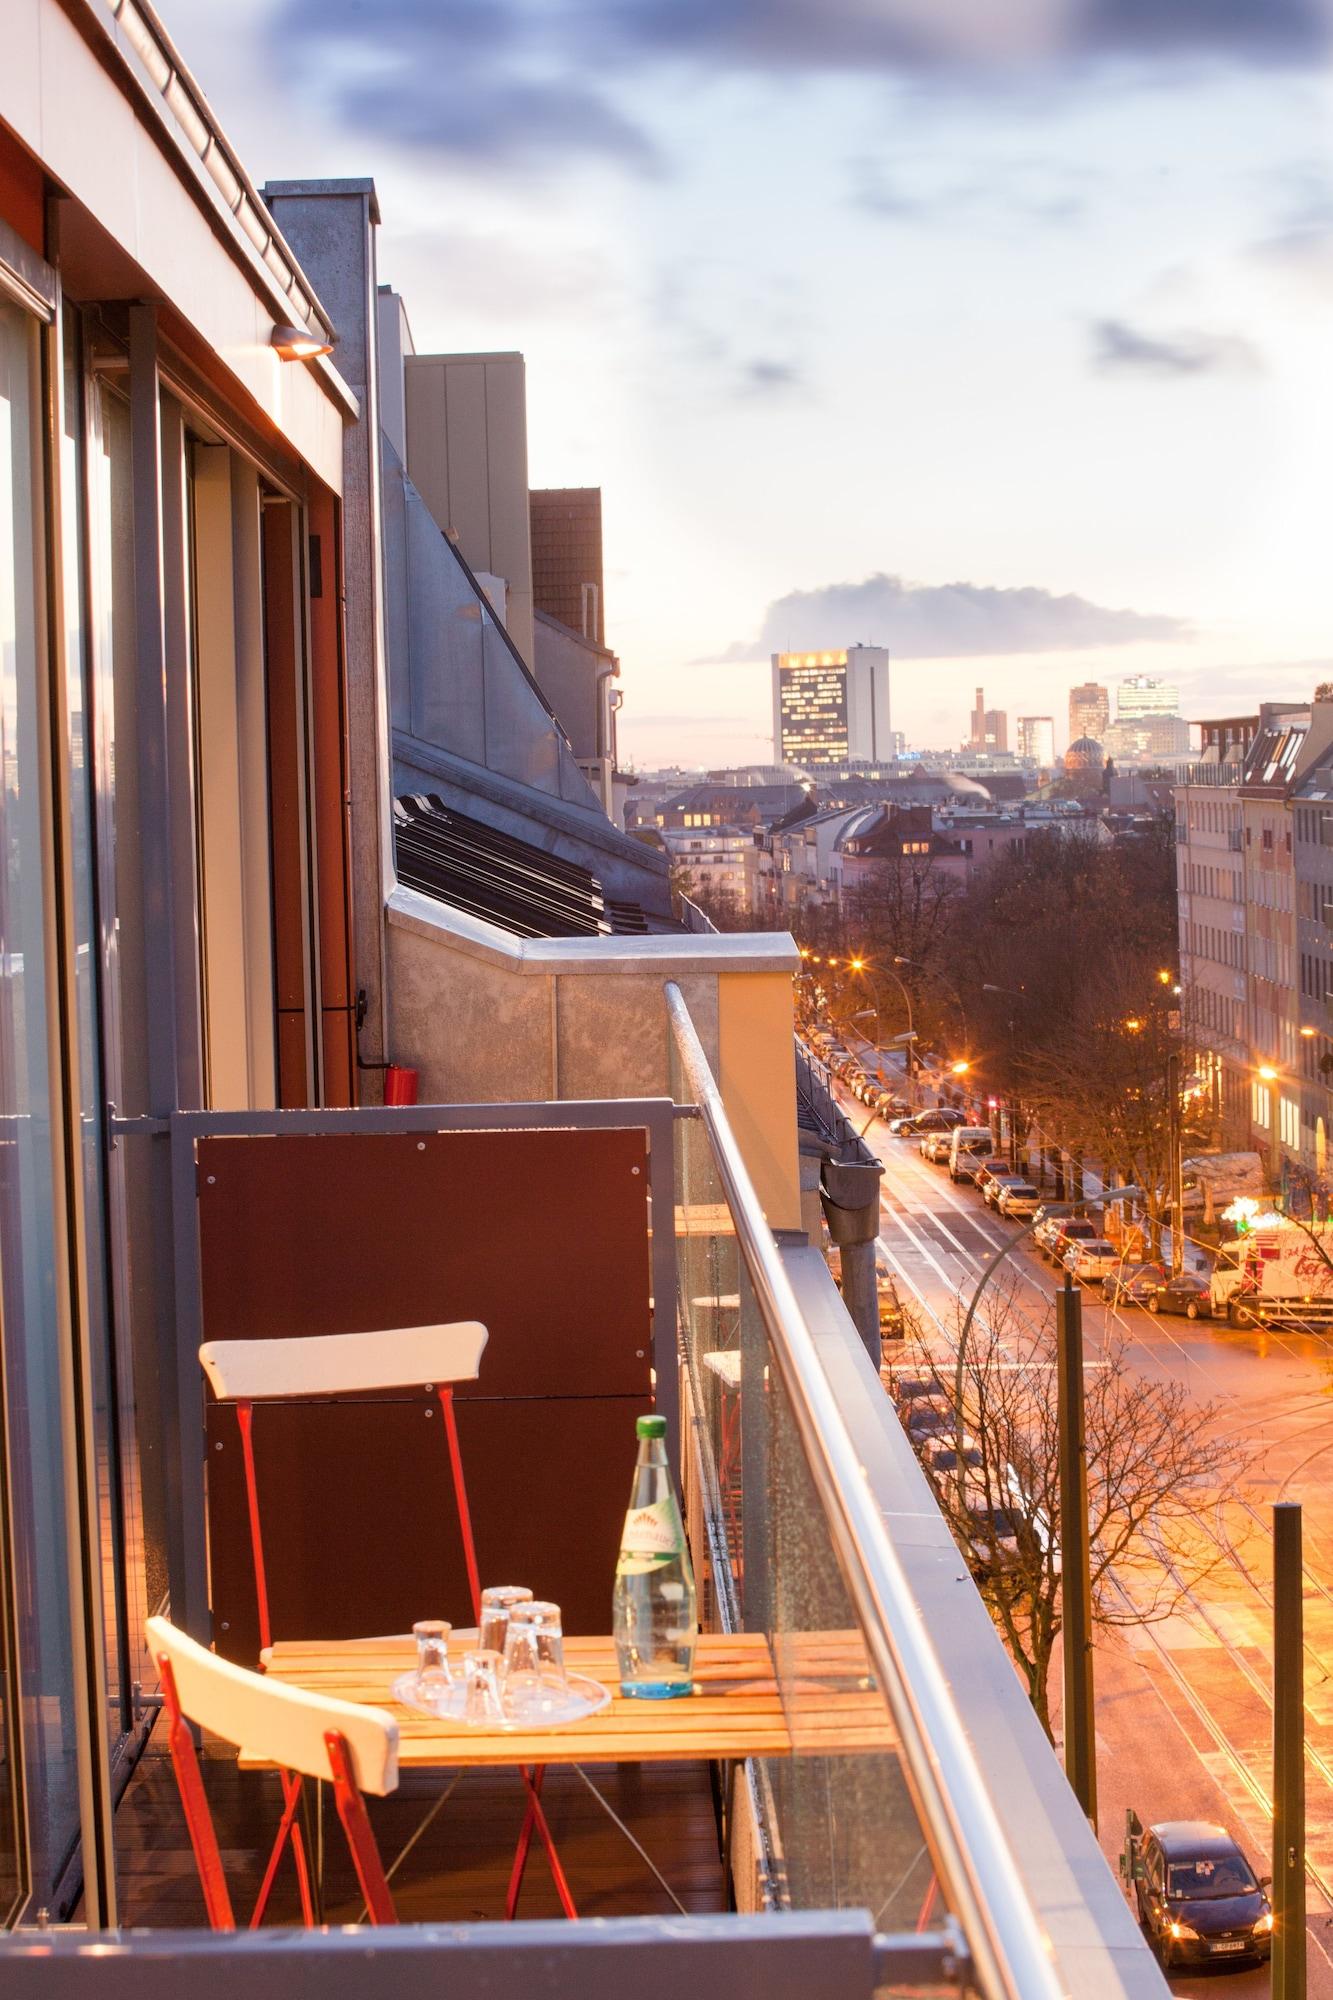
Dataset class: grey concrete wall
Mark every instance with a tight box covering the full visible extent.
[533,610,613,765]
[386,908,725,1104]
[381,431,672,917]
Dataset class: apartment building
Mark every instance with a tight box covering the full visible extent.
[1293,741,1333,1174]
[0,7,1161,1995]
[1176,701,1333,1178]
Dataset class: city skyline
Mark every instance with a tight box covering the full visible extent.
[164,3,1333,764]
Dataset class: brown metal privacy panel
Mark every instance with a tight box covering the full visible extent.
[194,1126,652,1660]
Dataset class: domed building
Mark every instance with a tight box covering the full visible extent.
[1064,735,1103,774]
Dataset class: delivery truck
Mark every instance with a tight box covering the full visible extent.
[1211,1218,1333,1329]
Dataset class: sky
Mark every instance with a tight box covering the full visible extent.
[168,0,1333,766]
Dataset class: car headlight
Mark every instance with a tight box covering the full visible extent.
[1169,1921,1199,1941]
[1253,1912,1273,1935]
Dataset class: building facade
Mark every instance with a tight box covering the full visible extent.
[1016,716,1055,767]
[969,687,1008,752]
[1117,674,1180,720]
[1069,681,1110,742]
[1175,702,1333,1179]
[530,486,604,645]
[771,645,891,767]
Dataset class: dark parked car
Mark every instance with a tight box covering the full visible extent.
[888,1104,960,1136]
[902,1402,954,1444]
[1125,1817,1271,1970]
[891,1373,949,1407]
[1100,1262,1167,1307]
[1144,1271,1214,1320]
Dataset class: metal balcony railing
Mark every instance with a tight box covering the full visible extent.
[666,981,1166,2000]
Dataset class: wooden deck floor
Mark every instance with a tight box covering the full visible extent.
[111,1726,728,1926]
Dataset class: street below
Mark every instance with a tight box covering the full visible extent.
[837,1079,1333,1997]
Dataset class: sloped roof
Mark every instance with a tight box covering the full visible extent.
[395,795,662,938]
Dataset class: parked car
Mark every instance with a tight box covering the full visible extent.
[1062,1239,1121,1284]
[891,1373,949,1407]
[877,1275,906,1342]
[1044,1218,1100,1264]
[1144,1270,1214,1320]
[965,1504,1023,1586]
[902,1405,957,1447]
[876,1091,909,1121]
[1123,1816,1271,1970]
[919,1131,953,1164]
[995,1182,1042,1220]
[922,1440,984,1494]
[1032,1203,1076,1253]
[971,1158,1014,1196]
[888,1107,961,1136]
[1100,1262,1167,1307]
[983,1174,1030,1209]
[948,1126,995,1181]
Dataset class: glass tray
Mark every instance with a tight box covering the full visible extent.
[390,1669,611,1730]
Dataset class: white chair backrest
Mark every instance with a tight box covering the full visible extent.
[199,1321,487,1402]
[147,1616,399,1796]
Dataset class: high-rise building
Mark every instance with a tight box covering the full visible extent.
[1069,682,1110,742]
[969,687,1008,753]
[1103,714,1192,762]
[1016,717,1055,767]
[530,487,604,645]
[1117,674,1180,720]
[771,645,891,767]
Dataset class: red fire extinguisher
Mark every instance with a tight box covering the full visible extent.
[355,988,419,1105]
[383,1064,419,1106]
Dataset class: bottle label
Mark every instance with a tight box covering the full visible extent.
[618,1497,683,1563]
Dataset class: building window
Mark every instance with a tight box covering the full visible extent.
[1252,1082,1272,1128]
[1280,1097,1300,1150]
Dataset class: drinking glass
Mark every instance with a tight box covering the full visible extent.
[479,1584,533,1655]
[462,1648,506,1724]
[502,1601,566,1716]
[411,1619,452,1708]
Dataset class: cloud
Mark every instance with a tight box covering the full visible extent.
[742,358,804,394]
[705,572,1188,661]
[1090,318,1264,376]
[269,0,1333,176]
[1081,0,1328,61]
[272,0,663,174]
[848,152,1094,228]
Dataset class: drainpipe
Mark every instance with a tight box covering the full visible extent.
[820,1157,885,1365]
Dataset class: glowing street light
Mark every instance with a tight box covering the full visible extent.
[950,1060,971,1076]
[1258,1064,1278,1082]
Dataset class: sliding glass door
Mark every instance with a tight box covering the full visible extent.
[0,293,74,1917]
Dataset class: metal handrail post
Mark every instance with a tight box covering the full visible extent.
[665,982,1064,2000]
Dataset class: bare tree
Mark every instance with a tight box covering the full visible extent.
[901,1284,1240,1734]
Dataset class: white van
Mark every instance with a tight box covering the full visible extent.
[948,1127,995,1182]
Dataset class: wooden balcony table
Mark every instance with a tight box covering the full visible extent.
[246,1630,894,1908]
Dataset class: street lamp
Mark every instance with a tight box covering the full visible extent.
[850,956,917,1108]
[952,1183,1143,1827]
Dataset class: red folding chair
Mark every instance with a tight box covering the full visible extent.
[199,1322,576,1920]
[148,1613,400,1928]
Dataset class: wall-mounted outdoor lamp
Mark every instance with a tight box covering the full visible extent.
[270,322,336,361]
